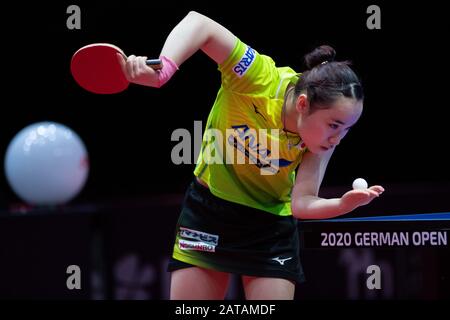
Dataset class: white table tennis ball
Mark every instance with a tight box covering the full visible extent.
[4,122,89,206]
[352,178,368,190]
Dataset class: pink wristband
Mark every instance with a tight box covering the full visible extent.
[156,56,179,88]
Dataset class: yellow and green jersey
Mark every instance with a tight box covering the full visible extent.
[194,38,307,216]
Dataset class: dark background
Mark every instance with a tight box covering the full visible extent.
[0,0,449,301]
[0,0,448,208]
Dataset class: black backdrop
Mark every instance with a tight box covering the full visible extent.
[0,0,449,302]
[0,1,448,206]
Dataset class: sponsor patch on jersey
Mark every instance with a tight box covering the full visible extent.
[232,45,256,78]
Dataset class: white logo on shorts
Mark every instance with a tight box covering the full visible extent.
[271,257,293,265]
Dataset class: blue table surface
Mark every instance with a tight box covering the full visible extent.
[305,212,450,222]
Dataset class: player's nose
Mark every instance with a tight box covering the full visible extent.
[328,135,341,146]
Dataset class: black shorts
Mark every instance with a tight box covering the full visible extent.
[167,178,305,284]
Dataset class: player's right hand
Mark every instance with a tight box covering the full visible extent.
[116,53,160,88]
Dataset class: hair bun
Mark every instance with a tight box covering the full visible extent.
[304,45,336,70]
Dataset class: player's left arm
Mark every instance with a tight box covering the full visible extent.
[291,150,384,220]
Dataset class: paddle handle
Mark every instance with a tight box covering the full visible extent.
[117,52,162,70]
[146,59,163,70]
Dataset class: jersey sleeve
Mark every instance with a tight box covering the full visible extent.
[218,38,278,95]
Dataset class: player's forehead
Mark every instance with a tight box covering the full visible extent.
[315,97,363,125]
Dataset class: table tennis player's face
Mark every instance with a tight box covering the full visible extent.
[297,96,363,154]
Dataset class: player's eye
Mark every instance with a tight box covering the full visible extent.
[329,123,339,130]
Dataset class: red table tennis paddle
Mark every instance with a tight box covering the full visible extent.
[70,43,162,94]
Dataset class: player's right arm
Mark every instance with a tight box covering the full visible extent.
[160,11,236,66]
[118,11,236,87]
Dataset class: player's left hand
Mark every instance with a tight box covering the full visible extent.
[340,185,385,212]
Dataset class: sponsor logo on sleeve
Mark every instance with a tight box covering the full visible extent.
[232,46,256,78]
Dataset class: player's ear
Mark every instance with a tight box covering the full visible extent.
[295,94,309,114]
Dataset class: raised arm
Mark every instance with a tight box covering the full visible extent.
[118,11,236,87]
[160,11,236,66]
[291,150,384,220]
